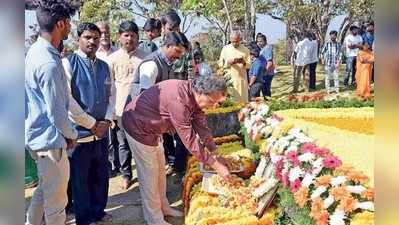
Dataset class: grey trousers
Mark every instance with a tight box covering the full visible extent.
[26,149,69,225]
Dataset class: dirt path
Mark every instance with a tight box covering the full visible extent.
[25,166,185,225]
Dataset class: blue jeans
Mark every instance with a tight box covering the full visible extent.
[263,75,274,97]
[69,138,109,225]
[345,56,357,85]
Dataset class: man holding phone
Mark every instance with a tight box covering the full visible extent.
[219,30,251,103]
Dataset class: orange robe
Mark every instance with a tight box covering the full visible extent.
[355,49,374,98]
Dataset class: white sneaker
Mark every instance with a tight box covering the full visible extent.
[164,208,183,217]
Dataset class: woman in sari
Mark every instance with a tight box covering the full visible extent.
[355,42,374,99]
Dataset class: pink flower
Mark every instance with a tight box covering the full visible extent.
[272,114,284,121]
[287,151,301,166]
[300,142,316,153]
[275,159,284,172]
[282,171,289,187]
[290,178,301,192]
[312,147,330,157]
[322,156,342,169]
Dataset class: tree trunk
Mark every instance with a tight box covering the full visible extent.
[222,0,233,33]
[250,0,256,42]
[244,0,251,44]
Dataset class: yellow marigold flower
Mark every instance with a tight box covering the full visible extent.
[330,186,351,201]
[315,175,332,187]
[338,196,358,213]
[361,188,375,201]
[294,186,309,208]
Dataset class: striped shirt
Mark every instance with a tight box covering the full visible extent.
[321,41,342,67]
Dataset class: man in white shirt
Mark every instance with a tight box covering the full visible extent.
[292,32,312,93]
[344,25,363,87]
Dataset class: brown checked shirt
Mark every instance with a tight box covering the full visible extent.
[122,79,217,165]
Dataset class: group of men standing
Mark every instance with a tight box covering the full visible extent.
[292,21,375,94]
[25,2,232,225]
[218,30,275,103]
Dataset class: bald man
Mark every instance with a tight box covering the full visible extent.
[218,30,251,103]
[96,21,117,63]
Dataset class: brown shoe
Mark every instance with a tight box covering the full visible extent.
[121,178,132,190]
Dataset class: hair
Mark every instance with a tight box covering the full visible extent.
[77,22,101,37]
[248,44,260,57]
[350,25,359,31]
[192,75,227,95]
[367,21,374,27]
[95,21,110,30]
[143,18,162,32]
[162,31,190,50]
[118,20,139,34]
[257,34,267,42]
[161,10,181,29]
[230,29,241,38]
[256,32,263,39]
[36,0,76,32]
[329,30,338,35]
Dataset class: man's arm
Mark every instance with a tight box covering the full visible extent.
[62,58,97,130]
[39,63,77,140]
[168,101,216,166]
[104,64,116,121]
[138,61,159,92]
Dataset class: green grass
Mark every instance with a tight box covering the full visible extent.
[271,65,358,100]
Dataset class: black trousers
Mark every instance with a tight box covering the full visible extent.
[308,62,317,90]
[107,124,120,176]
[116,117,132,180]
[69,138,109,225]
[163,133,190,172]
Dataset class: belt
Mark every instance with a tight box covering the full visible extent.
[77,135,104,143]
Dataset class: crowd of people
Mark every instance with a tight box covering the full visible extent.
[292,22,375,98]
[25,2,230,225]
[24,1,375,225]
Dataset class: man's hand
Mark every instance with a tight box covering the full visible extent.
[210,158,231,180]
[66,138,76,150]
[95,120,110,138]
[227,58,236,66]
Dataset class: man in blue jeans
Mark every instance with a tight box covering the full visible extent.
[256,34,274,97]
[62,23,115,225]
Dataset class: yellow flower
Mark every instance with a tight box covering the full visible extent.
[350,211,374,225]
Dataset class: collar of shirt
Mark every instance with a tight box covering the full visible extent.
[121,48,140,58]
[76,49,97,64]
[36,36,60,57]
[158,49,173,66]
[97,45,116,55]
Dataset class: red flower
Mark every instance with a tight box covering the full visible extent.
[322,156,342,169]
[300,142,316,153]
[290,178,301,192]
[287,151,301,166]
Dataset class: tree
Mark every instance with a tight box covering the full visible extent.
[182,0,271,45]
[264,0,374,61]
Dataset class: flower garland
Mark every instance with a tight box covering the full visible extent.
[239,102,374,225]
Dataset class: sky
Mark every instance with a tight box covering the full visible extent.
[25,9,345,46]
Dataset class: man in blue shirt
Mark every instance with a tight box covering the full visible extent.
[62,23,115,225]
[25,2,77,225]
[362,21,374,82]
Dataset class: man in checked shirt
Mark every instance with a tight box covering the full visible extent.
[321,30,343,94]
